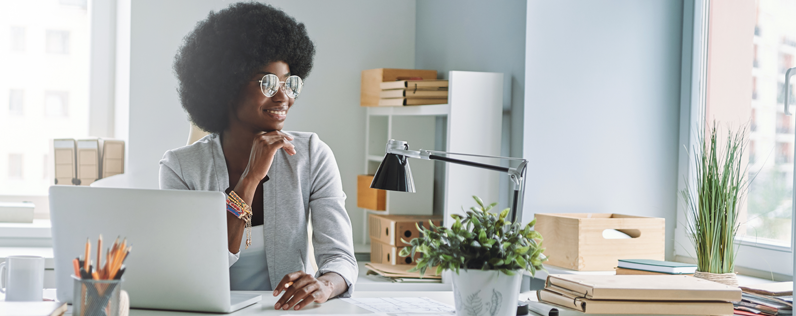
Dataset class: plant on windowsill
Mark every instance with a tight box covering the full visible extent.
[400,196,547,316]
[680,122,748,287]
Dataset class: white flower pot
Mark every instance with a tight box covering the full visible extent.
[450,269,522,316]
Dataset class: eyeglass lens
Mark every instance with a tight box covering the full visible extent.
[260,74,303,98]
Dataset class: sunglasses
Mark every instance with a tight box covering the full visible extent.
[258,74,303,98]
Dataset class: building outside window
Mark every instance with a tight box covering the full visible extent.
[744,0,796,247]
[44,91,69,117]
[9,26,25,52]
[7,154,23,180]
[8,89,23,116]
[45,30,70,55]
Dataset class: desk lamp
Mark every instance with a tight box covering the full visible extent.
[785,67,796,295]
[370,139,529,223]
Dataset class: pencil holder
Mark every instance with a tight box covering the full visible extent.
[72,275,123,316]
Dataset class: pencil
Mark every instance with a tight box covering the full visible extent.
[285,282,293,288]
[97,235,103,276]
[72,258,80,277]
[84,238,90,271]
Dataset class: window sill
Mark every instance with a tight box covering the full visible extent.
[0,219,52,238]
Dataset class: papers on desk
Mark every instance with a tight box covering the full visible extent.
[342,297,455,314]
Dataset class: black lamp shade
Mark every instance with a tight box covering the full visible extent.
[370,153,415,192]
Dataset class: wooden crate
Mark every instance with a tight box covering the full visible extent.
[361,68,437,106]
[368,214,442,246]
[370,239,421,265]
[357,175,386,211]
[534,213,665,271]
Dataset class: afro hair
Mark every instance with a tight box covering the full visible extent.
[173,2,315,134]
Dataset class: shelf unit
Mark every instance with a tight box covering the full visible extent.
[359,71,505,249]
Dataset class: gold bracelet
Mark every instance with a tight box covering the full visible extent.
[228,191,253,249]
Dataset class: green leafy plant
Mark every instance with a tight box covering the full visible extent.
[399,196,547,277]
[680,123,748,274]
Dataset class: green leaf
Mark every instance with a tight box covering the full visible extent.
[489,258,504,266]
[529,218,537,227]
[470,240,482,248]
[499,208,509,219]
[500,269,514,276]
[515,246,530,254]
[485,202,497,212]
[400,247,411,257]
[473,195,485,208]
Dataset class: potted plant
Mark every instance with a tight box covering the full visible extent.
[680,123,747,287]
[400,196,547,316]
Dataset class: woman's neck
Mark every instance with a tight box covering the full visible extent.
[220,124,256,173]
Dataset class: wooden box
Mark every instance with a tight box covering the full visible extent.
[357,175,386,211]
[534,213,665,271]
[361,68,437,106]
[368,214,442,246]
[370,239,421,265]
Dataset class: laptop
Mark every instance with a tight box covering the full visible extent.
[49,186,261,313]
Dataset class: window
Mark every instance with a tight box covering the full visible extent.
[678,0,794,277]
[8,89,23,116]
[44,91,69,117]
[8,154,23,180]
[0,1,90,197]
[9,27,25,52]
[45,30,70,55]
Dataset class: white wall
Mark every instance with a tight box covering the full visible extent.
[523,0,684,260]
[118,0,417,244]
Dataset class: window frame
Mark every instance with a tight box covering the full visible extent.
[675,0,794,278]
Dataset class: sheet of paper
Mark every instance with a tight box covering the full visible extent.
[280,314,389,316]
[342,297,455,314]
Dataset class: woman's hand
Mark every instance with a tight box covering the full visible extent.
[273,271,344,311]
[233,131,295,202]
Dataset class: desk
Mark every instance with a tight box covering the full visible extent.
[113,291,456,316]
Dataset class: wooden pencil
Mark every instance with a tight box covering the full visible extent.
[83,238,90,271]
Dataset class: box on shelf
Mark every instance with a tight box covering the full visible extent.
[361,68,437,107]
[370,239,420,265]
[0,202,34,223]
[368,214,442,246]
[534,213,665,271]
[357,175,386,211]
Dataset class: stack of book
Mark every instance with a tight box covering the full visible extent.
[378,79,448,106]
[537,274,741,315]
[734,282,793,315]
[364,262,441,284]
[615,259,697,276]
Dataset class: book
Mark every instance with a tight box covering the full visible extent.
[741,281,793,296]
[0,301,67,316]
[378,98,447,106]
[617,259,697,274]
[379,89,448,99]
[545,274,742,302]
[734,300,777,315]
[538,289,734,315]
[616,267,694,276]
[380,79,449,90]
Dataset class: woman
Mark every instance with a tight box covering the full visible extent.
[159,2,357,311]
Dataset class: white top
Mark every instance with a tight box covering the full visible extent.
[229,225,271,290]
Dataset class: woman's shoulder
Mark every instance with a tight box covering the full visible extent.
[161,134,219,164]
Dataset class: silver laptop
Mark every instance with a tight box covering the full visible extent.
[49,186,261,313]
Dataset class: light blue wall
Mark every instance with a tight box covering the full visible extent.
[414,0,527,212]
[523,0,684,260]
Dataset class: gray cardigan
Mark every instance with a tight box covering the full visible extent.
[158,132,357,297]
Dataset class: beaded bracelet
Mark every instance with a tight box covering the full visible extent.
[226,191,253,249]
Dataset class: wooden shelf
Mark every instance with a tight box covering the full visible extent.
[365,104,450,116]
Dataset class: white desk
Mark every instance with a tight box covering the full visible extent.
[103,291,456,316]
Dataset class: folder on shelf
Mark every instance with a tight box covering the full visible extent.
[101,139,125,179]
[537,289,734,315]
[53,139,77,185]
[76,139,101,186]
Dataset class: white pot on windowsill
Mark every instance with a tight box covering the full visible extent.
[450,269,522,316]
